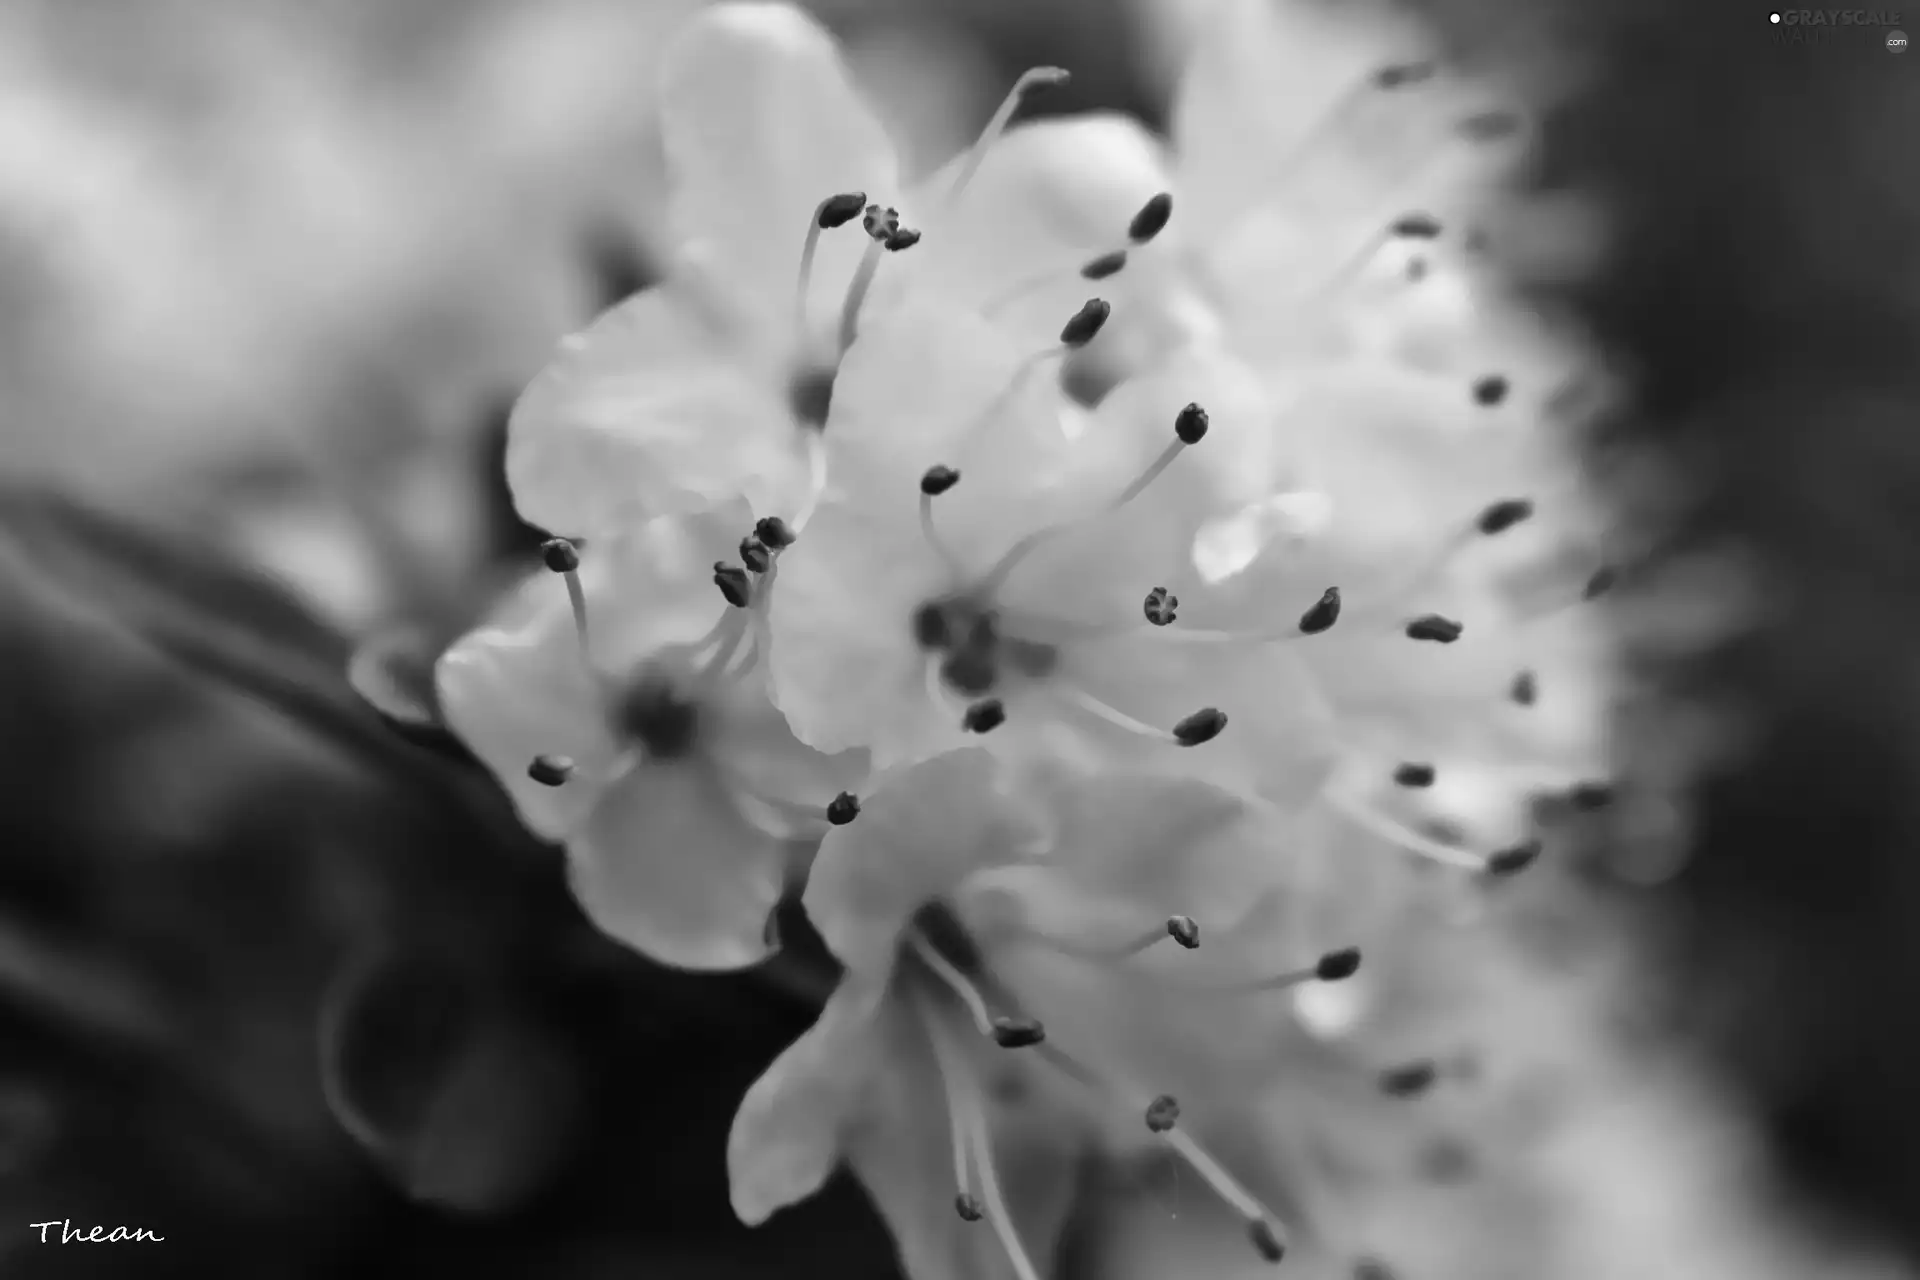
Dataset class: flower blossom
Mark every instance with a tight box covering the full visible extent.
[729,749,1371,1277]
[503,2,1151,545]
[436,498,860,970]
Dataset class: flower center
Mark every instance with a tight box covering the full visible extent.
[911,596,1060,697]
[614,668,701,760]
[786,362,837,431]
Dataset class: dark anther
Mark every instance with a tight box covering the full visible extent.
[1128,192,1175,244]
[1145,1095,1181,1133]
[1143,586,1179,626]
[920,465,962,496]
[955,1193,984,1222]
[990,1016,1045,1048]
[1476,498,1534,535]
[1299,587,1342,634]
[787,364,836,430]
[1472,374,1510,406]
[528,754,575,787]
[1510,670,1538,706]
[862,204,900,240]
[1166,914,1200,949]
[1390,212,1443,239]
[1173,708,1227,746]
[942,646,998,697]
[1316,947,1362,981]
[962,698,1007,734]
[1569,782,1615,811]
[884,227,922,252]
[826,791,861,826]
[1373,61,1436,89]
[1059,299,1111,348]
[1394,762,1436,788]
[713,562,753,608]
[1081,249,1128,280]
[1583,566,1618,599]
[914,603,953,651]
[818,192,868,228]
[739,537,771,574]
[1405,614,1463,643]
[1174,401,1210,444]
[1248,1219,1288,1264]
[1485,839,1542,876]
[1379,1060,1440,1098]
[541,537,581,573]
[1460,110,1523,142]
[753,516,796,549]
[619,676,701,760]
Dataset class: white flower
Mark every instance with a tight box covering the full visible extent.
[436,499,861,970]
[729,749,1362,1277]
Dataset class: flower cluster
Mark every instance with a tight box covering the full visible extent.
[436,1,1617,1275]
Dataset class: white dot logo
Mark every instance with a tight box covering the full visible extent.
[1770,11,1781,21]
[1889,29,1910,52]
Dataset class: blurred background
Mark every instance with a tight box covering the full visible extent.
[2,0,1917,1275]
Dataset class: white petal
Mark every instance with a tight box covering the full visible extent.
[727,978,883,1224]
[657,2,901,324]
[566,758,790,971]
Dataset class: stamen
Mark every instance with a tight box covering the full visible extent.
[1300,587,1343,634]
[1172,708,1228,746]
[963,1060,1046,1280]
[1379,1060,1440,1097]
[826,791,861,826]
[542,538,594,668]
[1404,614,1463,643]
[739,537,771,574]
[1218,945,1362,994]
[976,399,1198,594]
[1475,499,1534,535]
[990,1017,1046,1048]
[1145,1094,1180,1133]
[1021,916,1197,961]
[909,931,995,1036]
[1390,212,1444,239]
[1034,1042,1289,1265]
[1055,685,1185,745]
[527,754,574,787]
[1510,670,1539,706]
[837,233,885,354]
[1374,61,1438,89]
[1328,788,1488,870]
[1143,586,1179,626]
[1166,914,1201,949]
[1082,249,1128,280]
[1128,192,1175,244]
[910,995,988,1238]
[942,67,1073,211]
[793,430,829,533]
[1393,762,1437,788]
[1058,298,1112,348]
[1472,375,1510,406]
[753,517,794,551]
[1483,839,1542,876]
[797,191,867,329]
[713,562,753,609]
[1569,782,1615,811]
[962,698,1007,734]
